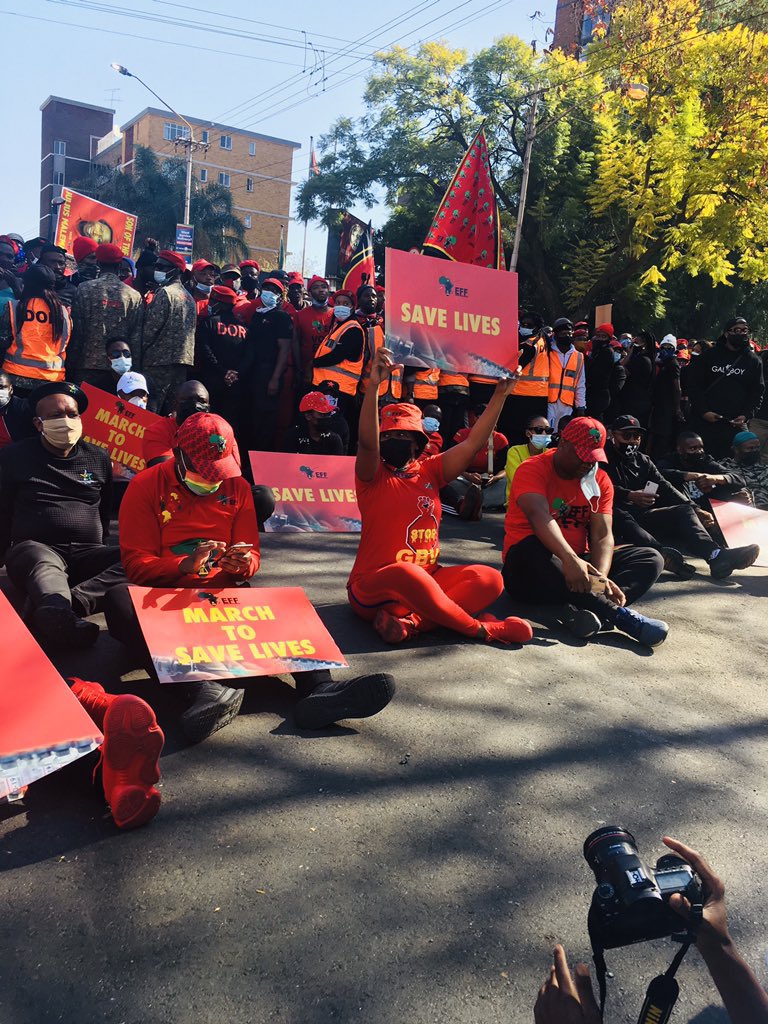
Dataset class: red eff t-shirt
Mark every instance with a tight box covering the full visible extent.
[503,448,613,559]
[349,454,446,585]
[119,459,260,586]
[294,305,334,364]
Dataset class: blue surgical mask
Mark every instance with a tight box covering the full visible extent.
[153,270,168,285]
[423,417,440,433]
[196,283,212,295]
[612,351,622,363]
[260,291,278,309]
[519,327,534,337]
[529,433,551,449]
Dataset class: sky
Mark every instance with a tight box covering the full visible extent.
[3,0,551,274]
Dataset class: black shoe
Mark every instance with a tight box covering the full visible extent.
[31,604,99,650]
[557,604,601,639]
[709,544,760,579]
[458,484,483,521]
[294,673,395,730]
[661,546,696,578]
[179,681,244,743]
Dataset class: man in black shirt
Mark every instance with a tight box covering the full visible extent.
[0,372,34,449]
[0,381,124,649]
[244,277,292,452]
[605,414,759,579]
[656,431,748,510]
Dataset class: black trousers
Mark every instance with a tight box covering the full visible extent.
[613,504,716,558]
[103,583,331,697]
[5,540,126,615]
[437,387,469,446]
[502,536,663,623]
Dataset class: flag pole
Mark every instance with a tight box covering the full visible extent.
[301,135,313,278]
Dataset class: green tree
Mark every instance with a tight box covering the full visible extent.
[73,146,247,263]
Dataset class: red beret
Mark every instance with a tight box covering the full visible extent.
[308,274,329,290]
[287,271,304,285]
[210,285,237,305]
[375,285,386,294]
[73,236,98,262]
[157,249,187,271]
[262,277,286,294]
[596,322,615,336]
[332,289,355,304]
[95,242,124,264]
[240,259,261,270]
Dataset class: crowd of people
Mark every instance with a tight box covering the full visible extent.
[0,230,764,834]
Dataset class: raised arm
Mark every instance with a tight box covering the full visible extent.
[355,346,396,482]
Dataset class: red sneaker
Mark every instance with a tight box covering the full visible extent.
[481,616,533,644]
[69,678,109,728]
[373,608,419,644]
[101,695,164,830]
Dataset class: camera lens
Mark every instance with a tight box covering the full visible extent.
[583,826,638,870]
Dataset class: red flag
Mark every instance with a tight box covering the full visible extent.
[340,215,375,293]
[310,145,320,177]
[422,129,503,270]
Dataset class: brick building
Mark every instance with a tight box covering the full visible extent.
[40,98,299,265]
[39,97,115,239]
[552,1,612,54]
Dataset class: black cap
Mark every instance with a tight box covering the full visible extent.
[609,414,643,432]
[29,381,88,414]
[553,317,573,330]
[724,316,748,330]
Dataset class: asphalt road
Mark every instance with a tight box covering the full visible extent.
[2,515,767,1024]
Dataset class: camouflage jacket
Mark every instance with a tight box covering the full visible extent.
[68,273,143,371]
[137,280,197,369]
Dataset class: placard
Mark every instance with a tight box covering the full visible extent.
[0,592,102,800]
[711,500,768,566]
[81,383,161,475]
[54,188,137,257]
[249,451,361,532]
[129,586,349,683]
[175,224,194,260]
[384,248,518,377]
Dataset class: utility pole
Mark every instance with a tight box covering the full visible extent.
[509,89,540,274]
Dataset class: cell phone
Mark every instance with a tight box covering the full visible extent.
[643,482,659,495]
[227,543,253,554]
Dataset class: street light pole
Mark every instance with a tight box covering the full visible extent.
[509,89,540,274]
[110,64,207,230]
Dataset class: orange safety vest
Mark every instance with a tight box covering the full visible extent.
[358,320,402,400]
[438,370,469,388]
[312,319,366,396]
[548,348,584,406]
[468,374,498,386]
[3,298,71,382]
[511,337,549,397]
[412,367,440,401]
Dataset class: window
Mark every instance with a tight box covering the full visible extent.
[249,141,256,157]
[218,172,230,187]
[53,140,66,156]
[200,168,208,183]
[53,171,65,186]
[244,215,252,228]
[163,122,190,142]
[220,134,232,150]
[201,130,209,144]
[246,177,254,192]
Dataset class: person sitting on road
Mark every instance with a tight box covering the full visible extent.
[504,413,553,500]
[502,417,668,647]
[656,431,749,511]
[348,347,533,647]
[533,838,768,1024]
[721,431,768,510]
[447,403,510,515]
[605,414,759,579]
[104,411,394,742]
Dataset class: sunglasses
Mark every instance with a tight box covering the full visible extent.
[530,427,554,435]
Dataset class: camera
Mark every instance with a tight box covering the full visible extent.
[584,826,702,949]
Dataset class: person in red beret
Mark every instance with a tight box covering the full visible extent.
[71,235,99,285]
[186,258,217,317]
[284,271,306,320]
[293,274,334,387]
[136,250,197,410]
[239,259,261,300]
[284,390,344,455]
[68,241,143,386]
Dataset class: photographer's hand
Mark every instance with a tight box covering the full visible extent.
[663,837,768,1024]
[534,945,601,1024]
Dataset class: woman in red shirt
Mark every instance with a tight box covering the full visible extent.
[348,348,532,645]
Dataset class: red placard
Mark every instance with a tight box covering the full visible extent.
[711,500,768,566]
[54,188,137,258]
[384,248,518,377]
[128,586,349,683]
[81,383,161,476]
[0,592,102,799]
[249,452,361,533]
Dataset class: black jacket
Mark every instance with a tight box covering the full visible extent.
[687,340,764,421]
[604,443,690,511]
[585,344,615,418]
[656,451,744,506]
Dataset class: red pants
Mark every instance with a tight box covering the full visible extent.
[348,562,503,636]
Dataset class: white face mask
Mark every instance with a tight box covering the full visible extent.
[580,462,601,511]
[333,305,351,321]
[529,432,551,449]
[154,270,168,285]
[128,395,148,409]
[111,355,132,374]
[260,290,278,309]
[0,388,11,408]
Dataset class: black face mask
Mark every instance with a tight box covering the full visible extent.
[681,451,707,467]
[380,437,414,469]
[739,451,761,466]
[727,332,750,349]
[615,441,639,458]
[177,399,209,425]
[555,337,572,352]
